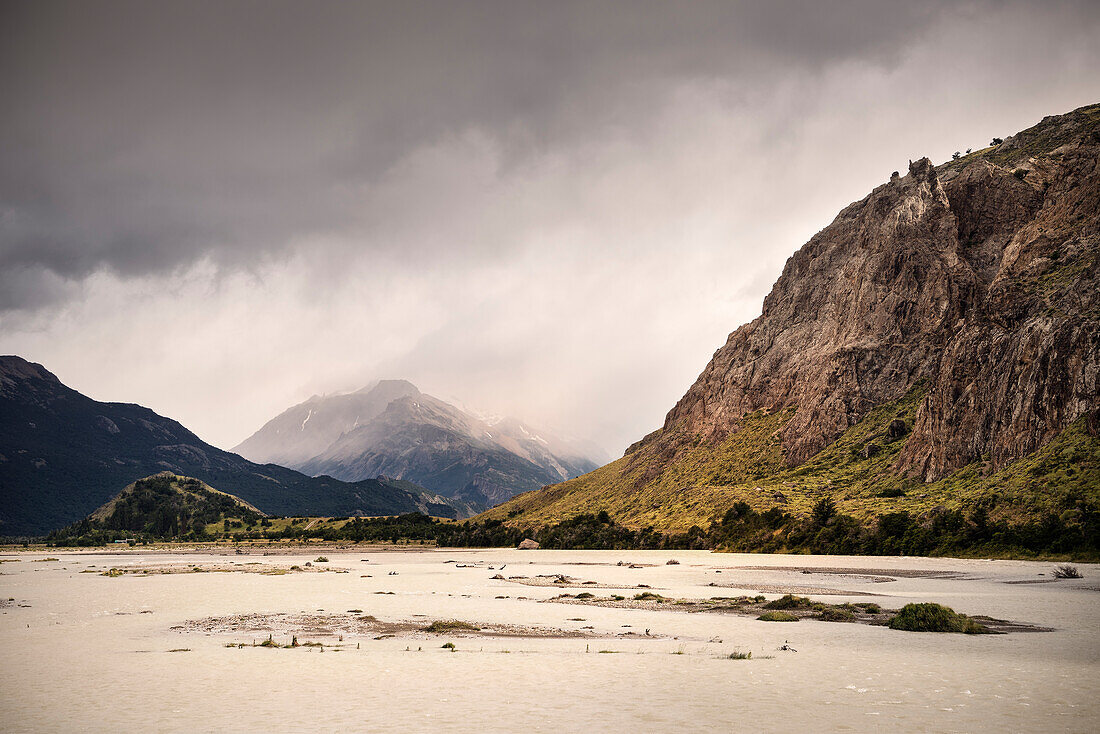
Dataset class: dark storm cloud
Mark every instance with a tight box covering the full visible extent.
[0,0,966,307]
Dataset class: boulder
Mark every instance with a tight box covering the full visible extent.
[518,539,539,550]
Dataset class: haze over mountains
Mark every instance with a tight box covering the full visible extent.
[0,357,468,536]
[234,381,602,509]
[488,104,1100,533]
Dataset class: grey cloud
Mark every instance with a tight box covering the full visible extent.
[0,0,983,308]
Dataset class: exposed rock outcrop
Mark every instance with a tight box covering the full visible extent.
[656,104,1099,481]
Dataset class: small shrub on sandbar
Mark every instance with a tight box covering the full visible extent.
[887,603,989,634]
[763,594,811,610]
[1052,565,1082,579]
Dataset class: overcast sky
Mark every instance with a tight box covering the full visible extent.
[2,0,1099,457]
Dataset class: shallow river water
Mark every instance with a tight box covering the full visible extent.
[1,548,1097,733]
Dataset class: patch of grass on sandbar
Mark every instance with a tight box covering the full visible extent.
[757,611,799,622]
[633,592,665,602]
[423,620,480,633]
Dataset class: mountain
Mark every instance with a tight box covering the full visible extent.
[50,473,266,542]
[484,103,1100,533]
[233,379,421,467]
[0,357,469,536]
[236,382,601,508]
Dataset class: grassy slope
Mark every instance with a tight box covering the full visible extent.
[940,102,1100,173]
[484,385,1100,532]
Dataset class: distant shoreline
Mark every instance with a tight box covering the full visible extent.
[0,541,451,555]
[1,541,1095,563]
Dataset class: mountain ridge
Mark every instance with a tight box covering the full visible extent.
[232,379,422,467]
[237,380,601,509]
[0,356,469,535]
[483,103,1100,533]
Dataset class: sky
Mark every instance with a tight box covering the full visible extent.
[2,0,1099,458]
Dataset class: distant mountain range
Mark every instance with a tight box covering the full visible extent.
[234,380,602,509]
[0,357,470,536]
[486,103,1100,533]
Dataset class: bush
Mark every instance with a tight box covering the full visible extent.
[633,592,665,602]
[314,556,329,563]
[887,603,989,634]
[764,594,811,610]
[855,602,882,614]
[1013,168,1028,180]
[818,607,856,622]
[877,487,905,498]
[1052,564,1082,578]
[757,611,799,622]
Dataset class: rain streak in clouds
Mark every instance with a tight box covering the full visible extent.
[2,0,1099,456]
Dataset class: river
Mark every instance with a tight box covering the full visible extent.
[1,549,1096,732]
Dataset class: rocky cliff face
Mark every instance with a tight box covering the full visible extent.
[898,130,1099,480]
[657,104,1099,481]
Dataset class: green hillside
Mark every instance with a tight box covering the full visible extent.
[481,385,1100,540]
[49,473,265,544]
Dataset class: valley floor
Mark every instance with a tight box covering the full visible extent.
[1,549,1097,732]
